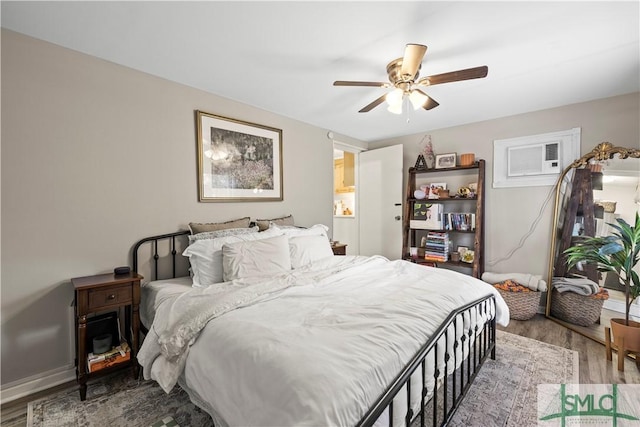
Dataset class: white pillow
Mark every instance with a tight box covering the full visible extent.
[289,234,334,269]
[272,223,329,238]
[222,234,291,281]
[182,227,283,287]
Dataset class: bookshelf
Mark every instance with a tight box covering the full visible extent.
[402,160,485,278]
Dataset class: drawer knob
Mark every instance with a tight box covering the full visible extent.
[107,294,116,300]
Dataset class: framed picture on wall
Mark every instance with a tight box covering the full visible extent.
[195,110,283,202]
[435,153,456,169]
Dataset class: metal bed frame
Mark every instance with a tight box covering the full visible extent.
[132,230,497,427]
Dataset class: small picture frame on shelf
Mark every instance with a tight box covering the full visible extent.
[435,153,456,169]
[457,246,469,255]
[427,182,447,199]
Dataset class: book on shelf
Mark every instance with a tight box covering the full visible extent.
[443,212,475,231]
[87,340,131,373]
[411,203,443,230]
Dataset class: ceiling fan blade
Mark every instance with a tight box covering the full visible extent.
[417,66,488,86]
[333,81,389,88]
[400,44,427,78]
[359,94,388,113]
[412,89,439,110]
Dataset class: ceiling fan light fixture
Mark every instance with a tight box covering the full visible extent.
[386,88,404,107]
[387,102,403,115]
[408,90,429,110]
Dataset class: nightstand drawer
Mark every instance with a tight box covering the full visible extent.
[88,285,132,310]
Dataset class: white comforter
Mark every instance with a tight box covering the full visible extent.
[138,255,509,426]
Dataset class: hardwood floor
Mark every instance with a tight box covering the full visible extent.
[2,315,638,426]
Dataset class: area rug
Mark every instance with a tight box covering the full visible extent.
[27,331,578,427]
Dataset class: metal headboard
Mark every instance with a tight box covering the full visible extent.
[132,230,190,281]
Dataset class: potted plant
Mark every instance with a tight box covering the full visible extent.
[564,212,640,368]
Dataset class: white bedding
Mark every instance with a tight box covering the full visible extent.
[138,255,509,427]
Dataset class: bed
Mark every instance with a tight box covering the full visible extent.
[132,226,509,427]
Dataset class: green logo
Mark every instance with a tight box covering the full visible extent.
[539,384,640,426]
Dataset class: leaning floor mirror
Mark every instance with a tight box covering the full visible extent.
[546,142,640,348]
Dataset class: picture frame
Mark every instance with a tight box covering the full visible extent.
[196,111,283,202]
[435,153,456,169]
[427,182,447,199]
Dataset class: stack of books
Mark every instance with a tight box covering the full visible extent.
[424,232,449,262]
[87,340,131,373]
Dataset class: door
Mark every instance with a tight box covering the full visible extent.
[358,144,403,259]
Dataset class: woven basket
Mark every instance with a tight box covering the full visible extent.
[495,288,539,320]
[595,200,617,213]
[550,289,604,326]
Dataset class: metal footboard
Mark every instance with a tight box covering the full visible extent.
[357,294,497,427]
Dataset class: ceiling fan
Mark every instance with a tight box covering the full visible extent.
[333,44,488,114]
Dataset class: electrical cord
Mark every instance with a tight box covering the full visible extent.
[486,179,563,267]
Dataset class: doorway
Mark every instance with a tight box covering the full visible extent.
[333,143,361,255]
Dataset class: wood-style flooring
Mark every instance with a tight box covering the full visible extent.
[2,315,639,426]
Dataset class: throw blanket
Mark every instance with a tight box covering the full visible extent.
[552,276,600,295]
[482,271,547,291]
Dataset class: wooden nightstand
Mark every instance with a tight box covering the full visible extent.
[72,272,142,400]
[331,243,347,255]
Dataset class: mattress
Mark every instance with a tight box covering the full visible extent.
[140,276,192,329]
[138,255,509,426]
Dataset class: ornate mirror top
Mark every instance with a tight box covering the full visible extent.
[568,142,640,169]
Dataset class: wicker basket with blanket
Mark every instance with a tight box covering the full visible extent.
[550,288,608,327]
[493,280,539,321]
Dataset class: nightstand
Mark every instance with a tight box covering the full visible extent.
[72,272,142,400]
[331,243,347,255]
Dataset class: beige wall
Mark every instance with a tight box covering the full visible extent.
[370,92,640,280]
[0,30,365,388]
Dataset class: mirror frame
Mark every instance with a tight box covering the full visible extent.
[545,141,640,342]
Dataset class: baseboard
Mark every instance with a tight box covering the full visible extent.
[603,299,640,321]
[0,364,75,405]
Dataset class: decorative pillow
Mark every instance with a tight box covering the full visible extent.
[182,227,283,287]
[272,223,329,238]
[188,226,259,243]
[289,234,334,269]
[222,235,291,281]
[188,217,251,234]
[255,214,294,232]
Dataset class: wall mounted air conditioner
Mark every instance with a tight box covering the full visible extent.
[507,142,560,177]
[493,128,581,188]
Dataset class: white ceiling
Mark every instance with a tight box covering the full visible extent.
[2,1,639,142]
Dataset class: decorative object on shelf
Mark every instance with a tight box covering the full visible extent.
[457,246,469,255]
[414,189,427,199]
[427,182,447,199]
[461,249,475,263]
[435,153,456,169]
[450,251,460,262]
[439,189,450,199]
[458,186,472,197]
[468,182,478,192]
[460,153,475,166]
[414,154,427,169]
[422,135,436,169]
